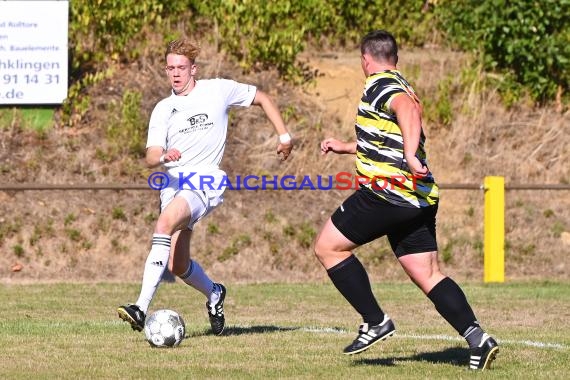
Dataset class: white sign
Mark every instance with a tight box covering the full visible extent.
[0,0,69,104]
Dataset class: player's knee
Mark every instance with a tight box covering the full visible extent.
[408,271,445,294]
[154,217,175,235]
[313,237,330,261]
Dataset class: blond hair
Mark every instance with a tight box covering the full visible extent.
[165,39,201,63]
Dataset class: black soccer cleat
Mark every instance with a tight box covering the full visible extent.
[206,283,226,335]
[343,315,396,355]
[469,333,499,370]
[117,304,145,332]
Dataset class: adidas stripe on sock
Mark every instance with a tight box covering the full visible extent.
[464,323,485,349]
[135,234,171,313]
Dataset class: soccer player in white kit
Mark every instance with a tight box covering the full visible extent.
[118,39,293,335]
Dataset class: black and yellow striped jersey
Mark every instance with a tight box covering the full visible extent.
[355,70,439,208]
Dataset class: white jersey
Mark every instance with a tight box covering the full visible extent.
[146,78,256,191]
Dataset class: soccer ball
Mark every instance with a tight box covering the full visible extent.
[144,309,186,348]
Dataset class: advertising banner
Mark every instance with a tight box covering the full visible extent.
[0,0,69,104]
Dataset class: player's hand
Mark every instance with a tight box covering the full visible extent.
[321,138,348,155]
[162,148,182,163]
[277,141,293,161]
[406,155,429,178]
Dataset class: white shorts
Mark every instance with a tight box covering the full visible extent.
[160,187,224,230]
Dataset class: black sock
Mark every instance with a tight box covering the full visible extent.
[427,277,479,336]
[327,255,384,325]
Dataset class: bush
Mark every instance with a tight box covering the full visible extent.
[69,0,184,73]
[63,0,436,123]
[189,0,435,81]
[65,0,185,125]
[435,0,570,105]
[106,90,146,158]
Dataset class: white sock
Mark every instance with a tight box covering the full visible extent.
[135,234,171,314]
[179,260,219,304]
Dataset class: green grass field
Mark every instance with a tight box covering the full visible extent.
[1,282,568,379]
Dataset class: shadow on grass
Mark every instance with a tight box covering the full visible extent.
[353,347,468,368]
[225,325,299,336]
[186,325,299,338]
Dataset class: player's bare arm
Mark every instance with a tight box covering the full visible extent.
[145,146,181,168]
[390,94,428,178]
[252,90,293,161]
[320,138,357,155]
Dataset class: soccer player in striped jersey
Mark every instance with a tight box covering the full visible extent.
[314,30,498,370]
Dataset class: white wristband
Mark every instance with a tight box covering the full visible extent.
[159,154,166,164]
[279,133,292,144]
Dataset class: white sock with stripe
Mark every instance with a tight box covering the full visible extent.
[135,234,171,314]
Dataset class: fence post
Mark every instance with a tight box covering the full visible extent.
[483,176,505,283]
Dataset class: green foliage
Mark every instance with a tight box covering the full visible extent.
[441,241,453,263]
[105,90,147,159]
[61,0,434,125]
[65,228,82,242]
[61,69,113,127]
[219,234,252,262]
[65,0,184,125]
[0,108,54,133]
[264,210,277,224]
[283,224,296,237]
[29,225,42,247]
[323,0,436,46]
[472,239,484,257]
[144,212,157,224]
[192,0,308,81]
[0,219,22,246]
[423,75,454,126]
[110,238,128,254]
[190,0,434,82]
[207,222,220,234]
[520,243,536,256]
[20,108,54,132]
[111,207,127,221]
[64,213,76,227]
[67,0,435,83]
[296,222,316,248]
[69,0,167,72]
[435,0,570,105]
[551,221,565,238]
[61,0,568,130]
[277,221,315,247]
[12,244,25,258]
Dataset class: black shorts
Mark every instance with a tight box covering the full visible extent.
[331,188,438,257]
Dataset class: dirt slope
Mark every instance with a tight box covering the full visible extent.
[1,46,568,284]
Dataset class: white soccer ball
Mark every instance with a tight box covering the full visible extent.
[144,309,186,348]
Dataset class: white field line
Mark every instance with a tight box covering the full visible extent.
[296,326,567,350]
[59,321,570,350]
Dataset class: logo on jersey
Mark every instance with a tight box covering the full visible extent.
[188,113,208,125]
[180,113,213,133]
